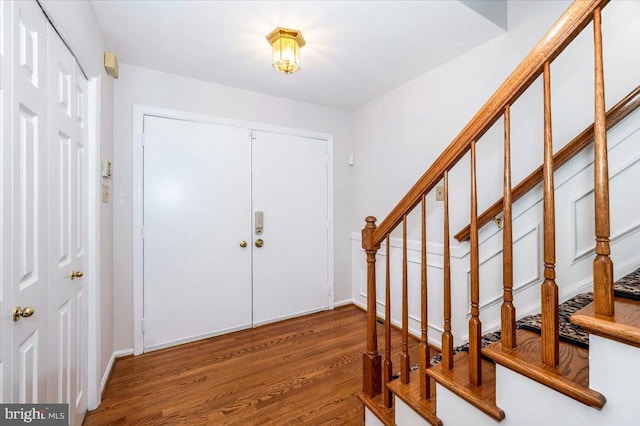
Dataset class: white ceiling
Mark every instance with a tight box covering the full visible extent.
[91,1,506,111]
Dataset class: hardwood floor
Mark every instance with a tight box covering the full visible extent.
[84,305,422,425]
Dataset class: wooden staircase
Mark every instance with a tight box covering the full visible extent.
[359,0,640,424]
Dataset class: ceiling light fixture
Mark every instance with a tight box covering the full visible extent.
[266,27,305,74]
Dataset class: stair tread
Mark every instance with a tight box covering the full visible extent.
[386,371,442,426]
[571,297,640,348]
[483,329,605,408]
[358,392,395,426]
[426,351,505,421]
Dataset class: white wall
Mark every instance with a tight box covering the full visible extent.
[351,0,640,343]
[39,0,115,407]
[112,63,354,352]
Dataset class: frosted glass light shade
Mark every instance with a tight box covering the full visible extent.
[266,28,305,74]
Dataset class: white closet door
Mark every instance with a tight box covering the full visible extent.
[46,22,89,423]
[47,21,77,412]
[72,62,88,426]
[10,0,49,403]
[0,0,13,404]
[143,117,253,351]
[251,132,329,325]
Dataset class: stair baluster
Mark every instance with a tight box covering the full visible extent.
[541,62,560,367]
[420,194,431,398]
[401,215,411,384]
[383,235,393,407]
[592,7,615,318]
[362,216,381,397]
[442,171,454,370]
[469,141,482,385]
[502,105,516,350]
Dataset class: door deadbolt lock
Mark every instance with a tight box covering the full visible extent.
[13,306,35,321]
[239,240,248,248]
[255,239,264,248]
[255,211,264,235]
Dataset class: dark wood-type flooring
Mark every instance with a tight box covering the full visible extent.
[83,305,422,425]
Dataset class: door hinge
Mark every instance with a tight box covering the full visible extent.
[141,134,145,147]
[141,319,145,333]
[326,220,330,229]
[250,129,257,140]
[141,226,144,240]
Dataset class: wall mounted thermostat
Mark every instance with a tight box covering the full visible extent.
[102,160,112,178]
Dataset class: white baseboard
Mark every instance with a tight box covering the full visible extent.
[353,299,366,311]
[334,299,353,307]
[101,349,133,396]
[253,306,329,328]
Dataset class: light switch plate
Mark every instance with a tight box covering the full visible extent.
[102,184,110,203]
[102,160,112,178]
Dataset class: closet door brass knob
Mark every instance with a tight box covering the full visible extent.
[69,271,84,279]
[255,239,264,248]
[239,240,248,248]
[13,306,35,321]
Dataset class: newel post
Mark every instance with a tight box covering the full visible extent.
[362,216,382,397]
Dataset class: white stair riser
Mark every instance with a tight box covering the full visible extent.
[435,384,496,426]
[589,334,640,425]
[395,396,430,426]
[364,407,387,426]
[495,364,599,425]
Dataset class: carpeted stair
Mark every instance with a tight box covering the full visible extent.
[395,267,640,379]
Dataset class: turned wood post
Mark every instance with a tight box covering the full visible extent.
[592,7,615,317]
[442,171,454,370]
[383,235,393,407]
[420,195,431,398]
[469,141,482,385]
[400,216,411,384]
[362,216,381,397]
[501,105,516,350]
[542,62,559,367]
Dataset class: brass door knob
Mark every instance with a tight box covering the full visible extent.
[239,240,248,248]
[13,306,35,322]
[70,271,84,280]
[255,239,264,248]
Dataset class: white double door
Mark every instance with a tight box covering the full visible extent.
[0,1,88,424]
[142,116,330,351]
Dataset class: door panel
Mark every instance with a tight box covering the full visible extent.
[17,331,39,402]
[11,0,48,403]
[252,132,329,324]
[143,117,253,351]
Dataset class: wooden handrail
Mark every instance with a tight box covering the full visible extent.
[370,0,607,247]
[454,84,640,242]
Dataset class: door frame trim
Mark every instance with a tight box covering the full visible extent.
[132,105,335,355]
